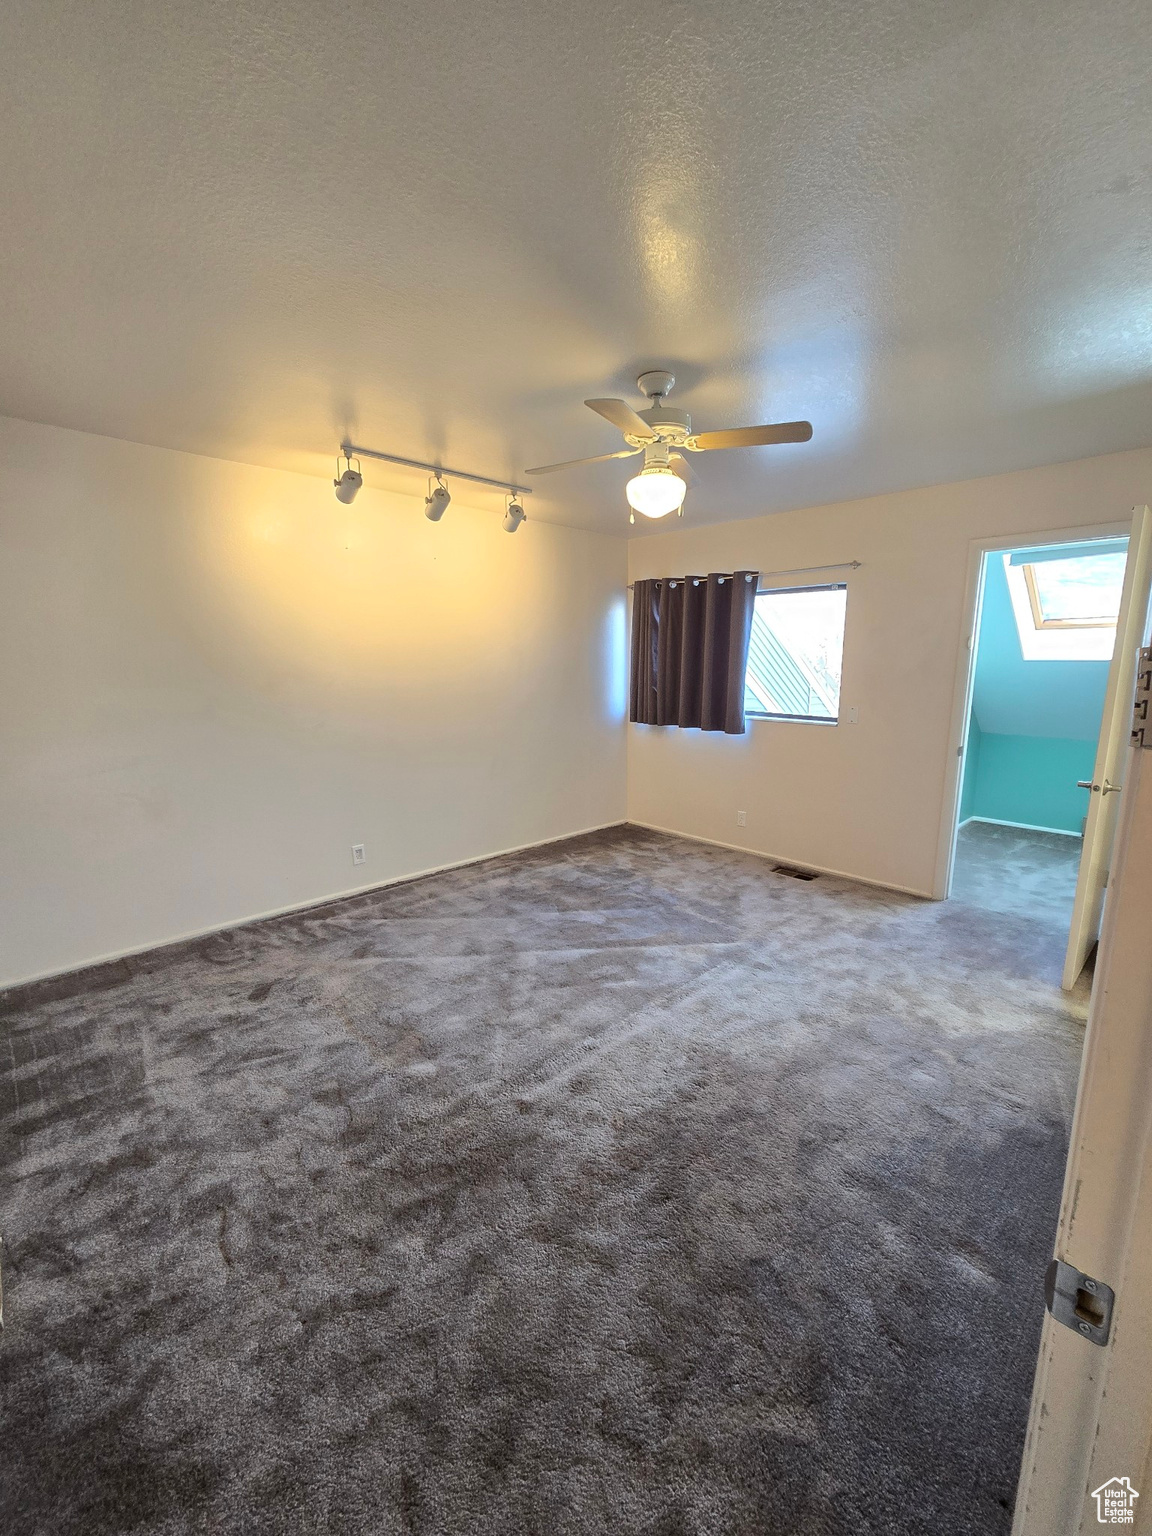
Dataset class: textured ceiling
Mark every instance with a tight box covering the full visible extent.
[2,0,1151,535]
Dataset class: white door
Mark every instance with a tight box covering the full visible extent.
[1012,664,1152,1534]
[1062,506,1152,991]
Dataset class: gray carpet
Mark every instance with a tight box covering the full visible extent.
[951,819,1082,925]
[0,827,1086,1536]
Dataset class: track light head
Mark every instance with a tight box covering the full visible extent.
[334,459,363,504]
[424,480,451,521]
[502,498,526,533]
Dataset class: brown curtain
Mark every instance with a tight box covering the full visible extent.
[629,570,759,734]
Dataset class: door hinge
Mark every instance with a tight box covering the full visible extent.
[1044,1258,1114,1345]
[1133,646,1152,748]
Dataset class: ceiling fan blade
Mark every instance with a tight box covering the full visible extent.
[523,448,643,475]
[669,451,696,487]
[689,421,813,451]
[584,398,656,439]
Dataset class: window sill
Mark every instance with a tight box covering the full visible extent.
[746,713,838,726]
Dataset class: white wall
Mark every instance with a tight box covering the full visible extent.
[0,417,627,986]
[627,448,1152,896]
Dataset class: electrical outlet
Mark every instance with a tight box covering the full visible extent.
[351,844,366,866]
[736,811,747,827]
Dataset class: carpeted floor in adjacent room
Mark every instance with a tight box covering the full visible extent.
[0,826,1087,1536]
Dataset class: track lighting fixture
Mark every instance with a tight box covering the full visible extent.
[424,476,451,521]
[334,442,531,532]
[502,497,526,533]
[333,452,363,504]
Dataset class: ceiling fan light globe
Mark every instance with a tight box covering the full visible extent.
[625,466,687,519]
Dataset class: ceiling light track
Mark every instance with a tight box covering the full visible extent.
[341,442,532,498]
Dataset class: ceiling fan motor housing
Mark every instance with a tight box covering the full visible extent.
[629,401,693,448]
[633,366,692,444]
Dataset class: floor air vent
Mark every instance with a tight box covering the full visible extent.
[772,864,818,881]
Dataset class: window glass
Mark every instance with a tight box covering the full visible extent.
[1023,553,1127,627]
[744,585,846,722]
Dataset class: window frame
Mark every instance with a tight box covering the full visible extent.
[1021,561,1118,631]
[743,581,847,726]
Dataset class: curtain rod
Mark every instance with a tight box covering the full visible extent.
[626,560,861,589]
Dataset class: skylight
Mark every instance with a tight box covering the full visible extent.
[1002,544,1127,662]
[1022,552,1127,628]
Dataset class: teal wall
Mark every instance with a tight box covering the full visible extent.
[959,715,982,822]
[959,548,1110,834]
[961,729,1095,833]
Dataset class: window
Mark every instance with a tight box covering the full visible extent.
[1021,552,1127,629]
[1002,543,1127,662]
[744,584,847,722]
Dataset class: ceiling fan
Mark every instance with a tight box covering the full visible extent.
[524,370,812,521]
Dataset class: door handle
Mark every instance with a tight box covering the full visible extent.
[1078,778,1123,794]
[1102,778,1122,794]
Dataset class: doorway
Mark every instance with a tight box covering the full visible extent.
[950,536,1127,938]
